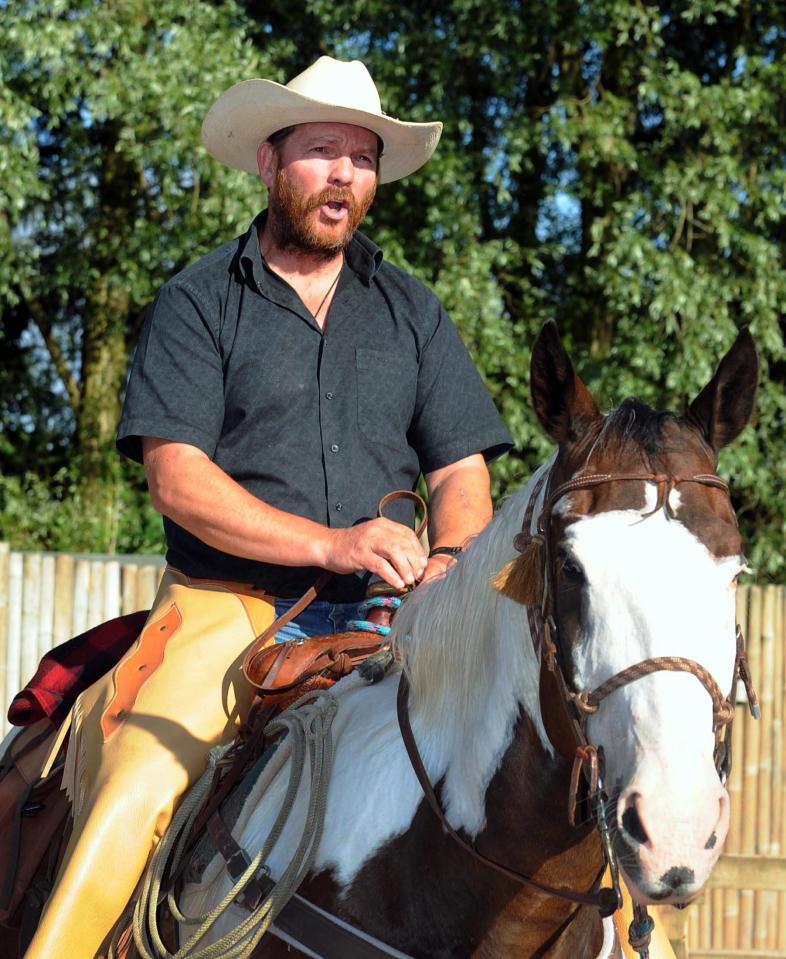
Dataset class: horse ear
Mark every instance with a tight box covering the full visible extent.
[530,321,601,443]
[686,328,758,453]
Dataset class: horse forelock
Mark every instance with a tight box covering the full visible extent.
[553,398,740,558]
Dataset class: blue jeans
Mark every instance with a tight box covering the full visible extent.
[273,598,364,643]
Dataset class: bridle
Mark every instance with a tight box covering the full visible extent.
[524,468,759,790]
[397,464,760,952]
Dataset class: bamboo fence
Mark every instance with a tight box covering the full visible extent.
[0,543,164,736]
[0,550,784,954]
[672,583,786,959]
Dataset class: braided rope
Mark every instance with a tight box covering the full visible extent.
[111,690,339,959]
[346,595,402,637]
[570,656,734,727]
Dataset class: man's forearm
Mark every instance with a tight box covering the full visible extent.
[142,437,427,588]
[423,454,493,579]
[144,437,330,567]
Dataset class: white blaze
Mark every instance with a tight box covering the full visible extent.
[561,487,739,893]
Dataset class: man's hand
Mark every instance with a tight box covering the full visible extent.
[321,518,427,590]
[420,552,459,585]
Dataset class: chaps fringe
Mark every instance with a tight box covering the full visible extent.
[60,695,86,819]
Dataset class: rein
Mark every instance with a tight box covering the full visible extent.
[396,673,617,914]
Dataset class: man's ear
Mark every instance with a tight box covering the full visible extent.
[257,141,276,188]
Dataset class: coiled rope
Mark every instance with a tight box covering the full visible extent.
[109,688,339,959]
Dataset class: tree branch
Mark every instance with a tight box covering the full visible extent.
[20,283,80,412]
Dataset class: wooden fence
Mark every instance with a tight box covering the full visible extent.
[0,546,784,956]
[0,543,164,736]
[671,584,786,958]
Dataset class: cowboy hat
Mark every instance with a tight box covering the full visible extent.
[201,56,443,184]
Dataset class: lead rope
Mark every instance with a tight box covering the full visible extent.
[109,689,339,959]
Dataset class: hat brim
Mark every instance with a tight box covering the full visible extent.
[201,79,442,184]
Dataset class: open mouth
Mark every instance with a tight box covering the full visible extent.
[319,198,350,221]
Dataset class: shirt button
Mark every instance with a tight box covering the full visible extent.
[330,443,339,453]
[325,391,334,400]
[335,503,343,511]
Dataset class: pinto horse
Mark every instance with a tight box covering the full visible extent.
[177,322,758,958]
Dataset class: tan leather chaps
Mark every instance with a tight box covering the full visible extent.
[23,568,277,959]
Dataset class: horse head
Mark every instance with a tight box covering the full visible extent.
[501,321,758,906]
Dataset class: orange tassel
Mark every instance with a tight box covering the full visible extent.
[491,540,543,606]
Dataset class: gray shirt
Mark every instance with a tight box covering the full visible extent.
[117,212,513,601]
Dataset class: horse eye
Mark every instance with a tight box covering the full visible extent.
[559,553,584,581]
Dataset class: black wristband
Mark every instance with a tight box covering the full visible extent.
[429,546,464,557]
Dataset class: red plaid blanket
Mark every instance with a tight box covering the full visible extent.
[7,611,149,727]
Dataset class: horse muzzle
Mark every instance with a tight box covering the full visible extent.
[612,777,730,905]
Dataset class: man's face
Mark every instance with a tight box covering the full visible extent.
[261,122,379,258]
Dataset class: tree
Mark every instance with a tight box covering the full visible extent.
[301,0,786,578]
[1,0,784,580]
[0,0,275,550]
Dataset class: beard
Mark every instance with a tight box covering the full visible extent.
[267,166,377,260]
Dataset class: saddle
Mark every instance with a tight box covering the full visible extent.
[0,594,398,956]
[0,720,71,953]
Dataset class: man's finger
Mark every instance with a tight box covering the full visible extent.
[381,542,422,586]
[366,555,405,590]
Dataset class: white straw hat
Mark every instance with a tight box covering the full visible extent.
[202,56,443,184]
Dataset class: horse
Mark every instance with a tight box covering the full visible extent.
[173,321,758,958]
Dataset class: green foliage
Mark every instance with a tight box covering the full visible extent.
[0,465,164,555]
[1,0,784,581]
[310,0,786,579]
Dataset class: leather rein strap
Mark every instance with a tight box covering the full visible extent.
[242,491,428,684]
[396,672,617,913]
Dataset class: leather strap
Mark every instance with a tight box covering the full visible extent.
[206,805,414,958]
[377,490,428,540]
[242,571,334,683]
[271,893,415,959]
[396,672,618,916]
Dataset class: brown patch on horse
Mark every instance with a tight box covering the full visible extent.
[543,405,744,560]
[329,713,604,959]
[530,321,756,562]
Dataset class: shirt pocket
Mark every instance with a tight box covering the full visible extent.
[355,347,418,450]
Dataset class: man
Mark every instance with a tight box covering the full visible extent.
[24,56,512,959]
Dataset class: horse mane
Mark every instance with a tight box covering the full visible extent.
[389,466,553,833]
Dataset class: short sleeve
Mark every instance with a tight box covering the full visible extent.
[116,282,225,464]
[408,304,513,474]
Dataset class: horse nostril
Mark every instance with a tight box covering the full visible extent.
[660,866,695,890]
[621,798,650,846]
